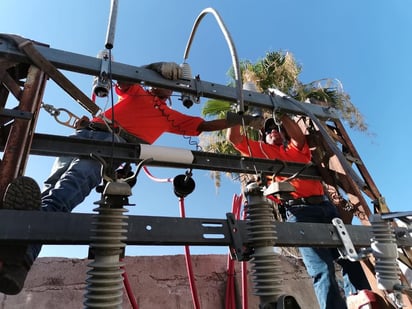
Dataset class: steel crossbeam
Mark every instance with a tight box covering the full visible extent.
[0,33,338,119]
[0,210,411,249]
[0,132,323,179]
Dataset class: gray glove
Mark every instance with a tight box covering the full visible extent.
[226,112,264,129]
[146,62,182,80]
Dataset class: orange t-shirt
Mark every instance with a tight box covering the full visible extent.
[92,84,204,144]
[233,136,324,198]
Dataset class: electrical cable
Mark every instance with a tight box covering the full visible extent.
[225,194,238,309]
[107,48,117,171]
[225,193,247,309]
[268,91,288,149]
[143,166,173,183]
[179,197,201,309]
[142,168,201,308]
[121,258,139,309]
[150,92,202,150]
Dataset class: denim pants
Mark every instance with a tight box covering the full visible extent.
[26,129,126,264]
[286,201,371,309]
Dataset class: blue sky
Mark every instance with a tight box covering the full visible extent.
[1,1,411,258]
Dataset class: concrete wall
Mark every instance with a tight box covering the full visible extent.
[0,255,318,308]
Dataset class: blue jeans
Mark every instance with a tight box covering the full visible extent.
[286,201,371,309]
[26,129,126,263]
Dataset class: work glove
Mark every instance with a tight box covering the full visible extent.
[226,112,264,129]
[74,115,90,130]
[147,62,182,80]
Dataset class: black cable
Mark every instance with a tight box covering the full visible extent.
[149,91,201,150]
[107,49,116,173]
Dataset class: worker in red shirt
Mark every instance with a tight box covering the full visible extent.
[227,115,371,309]
[91,62,244,144]
[0,62,262,295]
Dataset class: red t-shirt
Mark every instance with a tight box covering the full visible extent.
[233,136,324,198]
[92,84,204,144]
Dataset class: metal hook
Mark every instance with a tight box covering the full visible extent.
[53,108,81,129]
[41,103,81,129]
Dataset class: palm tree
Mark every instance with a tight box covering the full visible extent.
[199,50,368,257]
[200,50,367,184]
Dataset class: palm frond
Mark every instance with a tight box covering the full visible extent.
[201,99,232,118]
[200,49,369,191]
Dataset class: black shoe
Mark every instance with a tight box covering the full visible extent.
[0,261,30,295]
[2,176,41,210]
[0,176,41,295]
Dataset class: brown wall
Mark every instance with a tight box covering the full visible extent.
[0,255,318,308]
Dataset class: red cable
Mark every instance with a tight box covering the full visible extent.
[119,167,173,309]
[225,194,245,309]
[121,259,139,309]
[240,205,248,309]
[179,197,201,309]
[225,253,236,309]
[143,166,174,183]
[142,168,200,308]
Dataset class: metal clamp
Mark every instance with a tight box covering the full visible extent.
[226,212,249,261]
[332,217,362,261]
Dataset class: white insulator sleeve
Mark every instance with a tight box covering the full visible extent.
[139,145,194,164]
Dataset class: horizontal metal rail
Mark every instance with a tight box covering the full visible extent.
[0,132,323,179]
[0,210,411,249]
[0,33,338,119]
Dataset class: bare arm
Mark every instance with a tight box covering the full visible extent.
[280,114,306,150]
[197,119,231,132]
[226,125,243,145]
[198,112,264,133]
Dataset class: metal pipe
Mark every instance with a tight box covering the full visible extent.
[183,7,244,113]
[105,0,119,49]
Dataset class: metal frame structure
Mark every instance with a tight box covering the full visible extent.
[1,33,412,308]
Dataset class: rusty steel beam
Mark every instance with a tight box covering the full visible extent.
[0,65,46,201]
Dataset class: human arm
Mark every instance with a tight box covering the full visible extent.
[226,125,243,145]
[197,119,230,132]
[280,114,306,150]
[226,124,268,158]
[197,112,263,133]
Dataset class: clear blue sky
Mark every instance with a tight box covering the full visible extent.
[1,1,411,258]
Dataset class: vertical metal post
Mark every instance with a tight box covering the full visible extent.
[0,65,46,203]
[105,0,118,50]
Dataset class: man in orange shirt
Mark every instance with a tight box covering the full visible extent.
[227,115,371,309]
[0,62,262,295]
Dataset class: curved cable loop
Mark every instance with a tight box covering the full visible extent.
[183,7,244,113]
[142,166,173,183]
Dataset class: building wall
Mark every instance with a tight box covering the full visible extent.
[0,255,318,308]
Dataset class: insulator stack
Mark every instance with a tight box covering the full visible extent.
[370,214,401,291]
[84,206,128,309]
[244,182,282,306]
